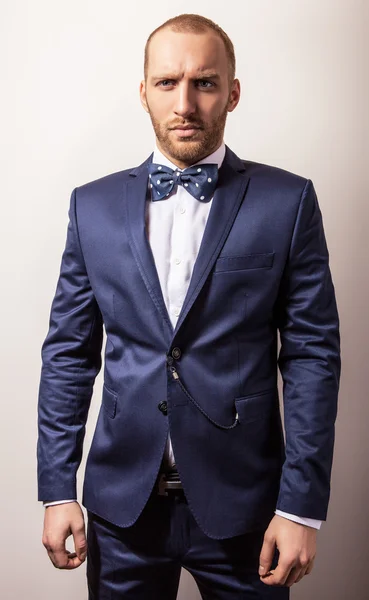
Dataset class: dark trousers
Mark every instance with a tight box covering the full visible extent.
[87,491,289,599]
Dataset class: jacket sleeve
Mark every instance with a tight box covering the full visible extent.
[37,188,103,502]
[275,179,341,520]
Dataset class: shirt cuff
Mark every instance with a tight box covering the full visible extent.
[275,509,322,530]
[43,499,77,507]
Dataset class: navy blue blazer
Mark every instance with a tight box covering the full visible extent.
[37,146,340,539]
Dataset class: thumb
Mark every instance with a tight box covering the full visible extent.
[71,518,87,562]
[259,533,275,576]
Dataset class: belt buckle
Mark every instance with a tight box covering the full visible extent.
[157,473,183,496]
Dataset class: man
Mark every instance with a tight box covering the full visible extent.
[38,13,340,599]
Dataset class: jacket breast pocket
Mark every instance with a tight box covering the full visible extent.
[214,252,274,273]
[102,384,117,419]
[235,389,277,424]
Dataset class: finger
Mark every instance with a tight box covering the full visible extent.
[43,535,68,569]
[294,566,309,584]
[259,534,276,576]
[47,547,84,570]
[46,543,70,569]
[71,519,87,562]
[45,537,83,570]
[65,552,84,569]
[305,556,315,576]
[284,565,305,587]
[261,557,295,586]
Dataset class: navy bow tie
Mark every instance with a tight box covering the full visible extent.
[148,163,218,202]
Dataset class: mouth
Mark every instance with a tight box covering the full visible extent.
[170,126,202,138]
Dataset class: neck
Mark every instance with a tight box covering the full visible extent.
[155,140,223,169]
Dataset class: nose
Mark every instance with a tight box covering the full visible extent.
[173,82,196,118]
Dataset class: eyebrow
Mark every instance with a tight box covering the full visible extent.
[151,71,220,81]
[196,72,220,80]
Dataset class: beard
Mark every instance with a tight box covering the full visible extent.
[146,102,229,166]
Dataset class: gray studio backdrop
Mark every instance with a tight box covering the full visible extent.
[1,1,368,598]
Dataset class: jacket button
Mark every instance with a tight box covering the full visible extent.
[158,401,168,415]
[172,347,181,360]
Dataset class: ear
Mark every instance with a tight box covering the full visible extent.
[140,80,149,113]
[227,78,241,113]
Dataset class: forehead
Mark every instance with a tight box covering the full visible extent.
[147,29,228,76]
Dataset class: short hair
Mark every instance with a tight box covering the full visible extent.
[144,14,236,85]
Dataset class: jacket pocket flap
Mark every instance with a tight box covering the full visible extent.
[214,253,275,273]
[235,389,276,423]
[102,384,117,418]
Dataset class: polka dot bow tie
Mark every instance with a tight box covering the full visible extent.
[148,163,218,202]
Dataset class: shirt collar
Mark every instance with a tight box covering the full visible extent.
[152,141,226,171]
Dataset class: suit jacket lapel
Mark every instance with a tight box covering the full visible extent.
[124,155,174,336]
[173,146,250,336]
[124,146,251,340]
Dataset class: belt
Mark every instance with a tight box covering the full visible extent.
[156,468,185,497]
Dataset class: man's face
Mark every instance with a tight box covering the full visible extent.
[140,28,240,168]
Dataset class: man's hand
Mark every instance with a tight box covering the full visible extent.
[259,515,317,587]
[42,502,87,569]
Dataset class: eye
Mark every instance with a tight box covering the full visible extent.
[196,80,215,89]
[158,80,175,87]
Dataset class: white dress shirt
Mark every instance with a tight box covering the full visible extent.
[44,142,322,530]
